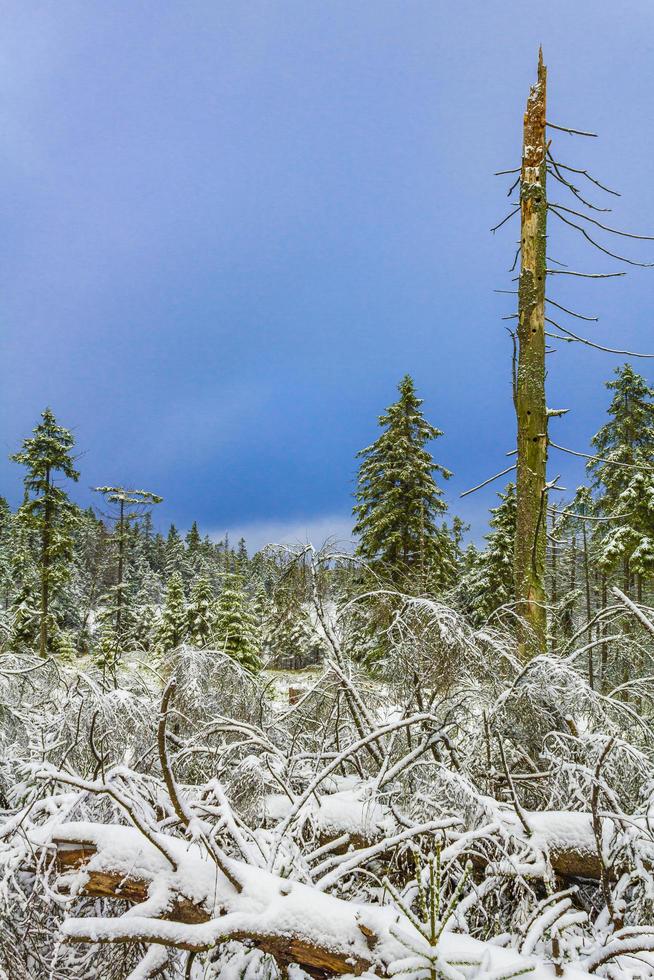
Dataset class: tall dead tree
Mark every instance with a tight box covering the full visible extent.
[464,50,654,666]
[515,50,548,653]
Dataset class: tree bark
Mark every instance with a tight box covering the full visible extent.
[515,50,548,656]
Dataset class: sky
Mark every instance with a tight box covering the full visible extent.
[2,2,654,552]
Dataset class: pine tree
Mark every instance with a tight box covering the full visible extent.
[589,365,654,592]
[10,409,80,656]
[235,537,249,574]
[185,521,202,554]
[464,483,516,625]
[265,596,315,669]
[131,581,159,651]
[8,582,40,652]
[215,574,260,671]
[353,376,452,586]
[156,571,187,653]
[93,486,162,649]
[164,525,186,580]
[187,575,215,648]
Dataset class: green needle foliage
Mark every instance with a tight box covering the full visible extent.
[11,408,80,657]
[353,375,453,589]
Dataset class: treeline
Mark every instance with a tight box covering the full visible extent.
[1,364,653,687]
[0,413,321,670]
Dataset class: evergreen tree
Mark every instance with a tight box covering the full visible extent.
[589,365,654,592]
[235,537,249,575]
[187,575,215,648]
[164,525,186,579]
[156,571,187,653]
[265,596,315,669]
[93,486,162,649]
[353,376,452,586]
[215,574,260,671]
[185,521,202,555]
[8,582,40,652]
[464,483,516,625]
[131,578,160,652]
[10,409,80,656]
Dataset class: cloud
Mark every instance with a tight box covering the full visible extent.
[210,513,355,554]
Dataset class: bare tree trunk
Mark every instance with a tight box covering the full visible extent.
[515,50,548,656]
[550,512,557,653]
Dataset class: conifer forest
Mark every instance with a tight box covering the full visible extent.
[6,15,654,980]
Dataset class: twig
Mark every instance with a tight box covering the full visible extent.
[546,270,625,278]
[545,317,654,357]
[549,440,654,470]
[546,297,598,322]
[491,207,520,233]
[550,202,654,240]
[460,464,516,498]
[157,677,243,893]
[549,207,654,267]
[611,587,654,639]
[497,736,531,837]
[546,121,598,137]
[590,738,620,930]
[547,158,620,196]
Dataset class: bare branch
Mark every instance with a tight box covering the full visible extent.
[545,317,654,357]
[460,464,517,498]
[491,207,520,233]
[546,121,598,137]
[546,297,598,322]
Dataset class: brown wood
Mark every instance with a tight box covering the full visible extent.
[51,844,373,978]
[515,49,548,655]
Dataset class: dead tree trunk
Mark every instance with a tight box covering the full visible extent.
[515,50,548,655]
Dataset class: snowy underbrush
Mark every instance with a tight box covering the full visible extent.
[2,590,654,978]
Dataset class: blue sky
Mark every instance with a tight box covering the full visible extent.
[2,2,654,550]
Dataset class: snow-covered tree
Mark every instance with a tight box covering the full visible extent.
[215,574,261,671]
[93,486,162,648]
[10,408,80,656]
[463,483,516,625]
[589,365,654,593]
[7,582,40,651]
[187,575,216,648]
[164,524,187,580]
[353,375,453,588]
[265,596,316,669]
[156,571,187,653]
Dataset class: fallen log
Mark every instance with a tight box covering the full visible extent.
[41,825,375,978]
[32,821,596,979]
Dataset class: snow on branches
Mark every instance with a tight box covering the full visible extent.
[3,554,654,978]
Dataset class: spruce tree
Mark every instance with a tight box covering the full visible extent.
[11,409,80,656]
[464,483,516,625]
[8,582,40,652]
[215,574,260,671]
[265,596,315,669]
[588,365,654,593]
[353,375,452,586]
[164,525,186,579]
[93,486,162,649]
[187,575,216,648]
[156,571,187,653]
[131,577,160,652]
[185,521,201,554]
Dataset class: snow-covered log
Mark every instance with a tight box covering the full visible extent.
[271,787,616,882]
[34,821,596,979]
